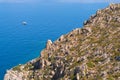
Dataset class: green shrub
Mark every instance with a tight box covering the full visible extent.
[12,65,21,71]
[86,61,95,68]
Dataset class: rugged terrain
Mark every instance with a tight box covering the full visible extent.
[4,3,120,80]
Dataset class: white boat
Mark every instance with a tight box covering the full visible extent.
[22,21,27,25]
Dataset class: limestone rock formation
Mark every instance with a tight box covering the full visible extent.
[4,3,120,80]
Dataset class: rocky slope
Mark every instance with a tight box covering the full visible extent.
[4,3,120,80]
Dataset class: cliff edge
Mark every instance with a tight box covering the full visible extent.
[4,3,120,80]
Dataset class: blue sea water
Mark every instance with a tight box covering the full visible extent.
[0,2,109,79]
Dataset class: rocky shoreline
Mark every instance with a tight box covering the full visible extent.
[4,3,120,80]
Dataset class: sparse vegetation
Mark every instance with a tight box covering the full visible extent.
[5,4,120,80]
[12,64,22,72]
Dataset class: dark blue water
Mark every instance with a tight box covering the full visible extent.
[0,2,109,79]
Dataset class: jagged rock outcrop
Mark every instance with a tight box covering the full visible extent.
[4,3,120,80]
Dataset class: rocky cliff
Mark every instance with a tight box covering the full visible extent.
[4,3,120,80]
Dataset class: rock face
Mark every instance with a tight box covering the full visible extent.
[4,4,120,80]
